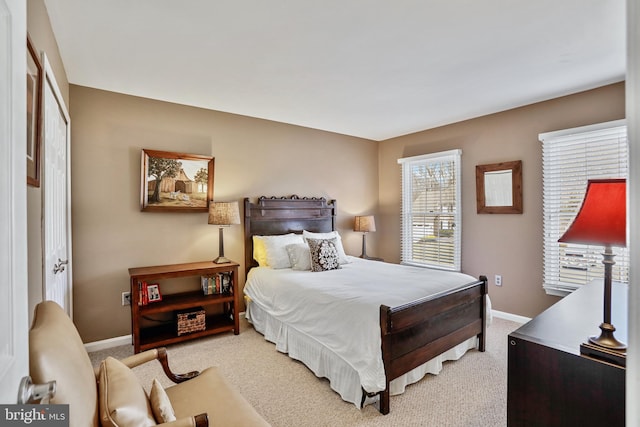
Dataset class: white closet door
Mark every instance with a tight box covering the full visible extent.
[42,54,72,317]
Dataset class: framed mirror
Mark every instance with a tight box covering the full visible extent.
[476,160,522,214]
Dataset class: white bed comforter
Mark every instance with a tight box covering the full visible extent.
[243,257,487,399]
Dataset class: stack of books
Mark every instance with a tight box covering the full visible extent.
[201,272,232,295]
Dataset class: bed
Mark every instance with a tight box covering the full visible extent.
[242,195,489,414]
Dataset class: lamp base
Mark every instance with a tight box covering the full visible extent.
[358,233,383,261]
[580,321,626,367]
[589,322,627,350]
[360,255,384,261]
[212,256,231,264]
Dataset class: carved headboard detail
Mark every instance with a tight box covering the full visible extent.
[243,195,337,275]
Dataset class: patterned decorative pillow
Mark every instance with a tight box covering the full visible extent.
[302,230,351,264]
[306,238,341,272]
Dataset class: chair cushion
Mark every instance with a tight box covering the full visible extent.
[165,366,271,426]
[149,379,176,423]
[98,357,156,427]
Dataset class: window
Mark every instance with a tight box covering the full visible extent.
[540,120,628,296]
[398,150,462,271]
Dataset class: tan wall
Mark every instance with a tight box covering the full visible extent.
[27,0,626,338]
[27,0,69,106]
[70,85,379,342]
[26,0,70,323]
[378,82,625,318]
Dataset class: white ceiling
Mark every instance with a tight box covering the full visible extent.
[43,0,625,141]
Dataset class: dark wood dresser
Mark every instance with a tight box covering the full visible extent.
[507,279,627,426]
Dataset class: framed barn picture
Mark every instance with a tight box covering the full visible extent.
[140,149,215,212]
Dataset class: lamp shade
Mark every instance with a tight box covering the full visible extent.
[208,201,241,226]
[354,215,376,233]
[558,179,626,247]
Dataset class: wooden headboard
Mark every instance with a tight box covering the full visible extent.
[244,195,336,275]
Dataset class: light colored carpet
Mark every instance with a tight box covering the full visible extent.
[89,316,522,427]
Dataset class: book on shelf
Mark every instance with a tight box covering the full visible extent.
[220,272,232,294]
[138,280,148,306]
[201,276,213,295]
[201,272,232,295]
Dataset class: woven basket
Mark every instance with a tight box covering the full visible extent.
[176,307,206,336]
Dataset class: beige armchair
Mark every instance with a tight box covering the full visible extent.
[29,301,270,427]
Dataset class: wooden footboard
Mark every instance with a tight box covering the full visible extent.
[377,275,488,414]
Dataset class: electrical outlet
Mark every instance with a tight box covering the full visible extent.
[121,291,131,306]
[495,275,502,286]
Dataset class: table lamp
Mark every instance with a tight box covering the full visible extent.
[208,201,241,264]
[558,178,626,353]
[354,215,376,259]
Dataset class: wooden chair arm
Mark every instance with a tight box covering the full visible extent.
[158,413,208,426]
[194,414,208,427]
[156,347,200,383]
[110,347,199,384]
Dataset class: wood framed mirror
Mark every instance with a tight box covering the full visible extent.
[476,160,522,214]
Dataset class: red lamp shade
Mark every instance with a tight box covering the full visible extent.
[558,179,626,247]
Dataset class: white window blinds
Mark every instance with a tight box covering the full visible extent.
[540,120,628,296]
[398,150,462,271]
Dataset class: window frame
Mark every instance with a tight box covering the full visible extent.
[398,149,462,271]
[539,119,628,296]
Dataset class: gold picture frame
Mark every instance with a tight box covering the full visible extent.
[140,149,215,212]
[26,35,43,187]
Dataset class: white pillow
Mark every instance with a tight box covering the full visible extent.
[286,243,312,271]
[302,230,350,264]
[262,233,305,269]
[149,378,176,423]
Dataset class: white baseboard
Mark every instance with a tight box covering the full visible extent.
[84,335,132,353]
[492,309,531,324]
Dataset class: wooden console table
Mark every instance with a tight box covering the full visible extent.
[129,260,239,353]
[507,279,626,426]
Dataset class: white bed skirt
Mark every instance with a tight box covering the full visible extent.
[245,296,491,408]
